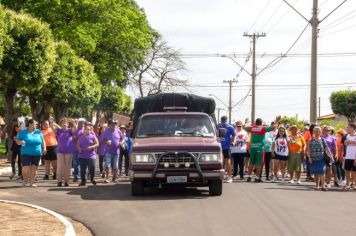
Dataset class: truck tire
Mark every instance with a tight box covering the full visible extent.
[209,180,222,196]
[131,181,144,196]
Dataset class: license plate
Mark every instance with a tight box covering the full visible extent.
[167,176,187,183]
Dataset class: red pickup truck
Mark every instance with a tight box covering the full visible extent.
[129,93,224,196]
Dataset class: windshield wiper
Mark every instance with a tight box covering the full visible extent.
[137,133,170,137]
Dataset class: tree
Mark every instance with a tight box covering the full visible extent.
[330,90,356,122]
[278,116,305,130]
[0,9,55,134]
[130,36,188,97]
[319,119,333,127]
[3,0,154,85]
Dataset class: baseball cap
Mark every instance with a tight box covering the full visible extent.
[221,116,228,122]
[235,121,243,126]
[77,118,86,122]
[108,119,118,125]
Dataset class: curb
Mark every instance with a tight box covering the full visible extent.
[0,166,12,176]
[0,200,76,236]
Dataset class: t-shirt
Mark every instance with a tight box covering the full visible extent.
[264,131,274,152]
[97,133,106,156]
[345,134,356,160]
[288,134,305,153]
[322,135,337,156]
[17,129,44,156]
[78,133,97,159]
[274,137,289,156]
[103,128,125,155]
[42,128,58,147]
[217,123,237,150]
[57,128,73,154]
[303,130,312,145]
[70,127,84,153]
[231,130,249,153]
[245,126,272,149]
[309,138,325,161]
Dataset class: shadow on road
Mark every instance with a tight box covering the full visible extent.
[47,183,213,201]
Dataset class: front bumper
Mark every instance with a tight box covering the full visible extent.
[130,169,225,181]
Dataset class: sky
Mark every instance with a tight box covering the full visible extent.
[132,0,356,123]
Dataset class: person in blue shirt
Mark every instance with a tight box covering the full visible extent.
[119,125,132,177]
[16,119,46,187]
[217,116,237,183]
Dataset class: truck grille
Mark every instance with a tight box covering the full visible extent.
[156,152,198,168]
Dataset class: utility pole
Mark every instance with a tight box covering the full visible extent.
[318,96,321,117]
[217,108,225,122]
[310,0,319,124]
[243,32,266,122]
[223,79,238,123]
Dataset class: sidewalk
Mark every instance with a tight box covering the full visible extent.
[0,157,12,176]
[0,201,93,236]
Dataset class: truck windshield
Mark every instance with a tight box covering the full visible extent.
[135,115,215,138]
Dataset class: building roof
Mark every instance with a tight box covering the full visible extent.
[317,114,336,120]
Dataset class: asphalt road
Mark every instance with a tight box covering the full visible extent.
[1,168,356,236]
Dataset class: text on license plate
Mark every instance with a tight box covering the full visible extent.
[167,176,187,183]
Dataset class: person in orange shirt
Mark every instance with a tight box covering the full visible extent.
[288,125,306,184]
[41,120,58,180]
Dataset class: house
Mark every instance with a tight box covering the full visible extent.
[317,114,348,126]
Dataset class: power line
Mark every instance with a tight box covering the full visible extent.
[247,0,272,32]
[259,1,284,30]
[320,9,356,31]
[320,0,349,23]
[267,0,300,34]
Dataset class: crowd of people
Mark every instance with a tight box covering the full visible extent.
[7,118,132,187]
[4,114,356,192]
[218,116,356,191]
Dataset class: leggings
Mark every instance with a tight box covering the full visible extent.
[11,149,22,176]
[231,152,245,178]
[99,155,105,173]
[119,148,130,175]
[264,152,272,178]
[335,160,345,180]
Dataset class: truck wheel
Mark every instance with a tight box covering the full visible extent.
[131,181,145,196]
[209,180,222,196]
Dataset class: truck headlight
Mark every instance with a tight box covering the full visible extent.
[199,153,221,163]
[133,154,155,163]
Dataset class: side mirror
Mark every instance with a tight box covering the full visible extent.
[218,128,226,138]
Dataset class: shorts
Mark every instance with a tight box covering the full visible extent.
[250,148,263,166]
[344,159,356,171]
[275,153,289,161]
[288,152,302,172]
[22,155,41,166]
[44,146,57,161]
[104,153,119,169]
[222,149,231,159]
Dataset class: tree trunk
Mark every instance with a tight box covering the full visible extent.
[4,88,18,136]
[53,103,68,122]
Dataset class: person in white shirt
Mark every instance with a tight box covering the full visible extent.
[272,126,290,182]
[343,123,356,190]
[231,121,249,180]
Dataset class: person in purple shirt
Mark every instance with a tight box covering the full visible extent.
[71,118,86,182]
[97,125,107,178]
[103,119,125,183]
[56,119,77,187]
[77,122,99,186]
[322,126,338,188]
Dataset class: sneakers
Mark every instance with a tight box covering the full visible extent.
[30,183,37,187]
[9,173,15,179]
[64,182,69,187]
[43,175,49,180]
[52,173,57,180]
[289,179,295,184]
[240,176,245,180]
[254,178,263,183]
[225,177,233,183]
[101,173,106,178]
[104,179,110,183]
[57,182,62,187]
[232,176,239,180]
[246,177,252,182]
[22,181,28,187]
[112,177,118,182]
[326,183,332,188]
[78,181,86,186]
[91,180,97,186]
[73,178,79,182]
[265,177,271,181]
[334,181,339,187]
[296,180,302,185]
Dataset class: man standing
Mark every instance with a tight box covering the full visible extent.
[217,116,236,183]
[245,117,279,182]
[342,123,356,190]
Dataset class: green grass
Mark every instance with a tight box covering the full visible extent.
[0,140,6,155]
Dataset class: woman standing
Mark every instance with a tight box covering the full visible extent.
[231,121,249,180]
[10,124,22,180]
[16,119,46,187]
[56,119,76,187]
[264,128,274,181]
[41,120,58,180]
[307,126,330,191]
[287,125,306,184]
[322,126,338,188]
[272,126,289,182]
[77,122,99,186]
[97,125,107,178]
